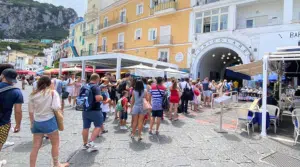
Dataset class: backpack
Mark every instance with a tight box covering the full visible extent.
[117,81,127,94]
[183,84,194,101]
[0,86,19,115]
[76,84,95,112]
[116,97,125,112]
[157,85,169,110]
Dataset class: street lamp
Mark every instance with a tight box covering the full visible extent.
[7,46,11,63]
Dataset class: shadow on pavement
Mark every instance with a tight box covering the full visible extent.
[129,139,152,152]
[171,120,185,128]
[13,140,50,152]
[113,125,129,134]
[68,150,99,167]
[223,133,242,142]
[157,134,173,144]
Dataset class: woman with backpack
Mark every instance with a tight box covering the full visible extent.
[28,76,69,167]
[131,80,148,140]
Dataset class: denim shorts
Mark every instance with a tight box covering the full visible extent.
[120,110,128,120]
[31,116,58,134]
[132,105,147,115]
[82,111,103,129]
[203,90,211,97]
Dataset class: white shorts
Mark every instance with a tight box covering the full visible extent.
[66,87,74,97]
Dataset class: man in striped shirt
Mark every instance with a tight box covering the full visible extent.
[149,77,166,135]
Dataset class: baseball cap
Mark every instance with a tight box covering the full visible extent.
[2,69,18,83]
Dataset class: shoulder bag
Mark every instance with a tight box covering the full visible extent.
[51,91,64,131]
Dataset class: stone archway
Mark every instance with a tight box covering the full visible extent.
[191,37,252,79]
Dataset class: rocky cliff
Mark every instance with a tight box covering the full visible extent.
[0,0,78,40]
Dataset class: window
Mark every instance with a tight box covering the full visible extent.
[120,9,126,22]
[148,28,157,41]
[195,7,229,33]
[104,17,108,27]
[136,3,143,15]
[246,19,254,28]
[158,49,169,62]
[102,37,107,52]
[135,28,142,40]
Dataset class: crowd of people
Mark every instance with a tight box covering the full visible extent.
[0,63,241,167]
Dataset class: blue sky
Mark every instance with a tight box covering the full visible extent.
[35,0,87,17]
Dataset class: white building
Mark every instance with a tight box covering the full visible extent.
[190,0,300,80]
[43,43,60,67]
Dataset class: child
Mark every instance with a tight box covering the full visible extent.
[100,85,110,134]
[120,91,129,130]
[192,81,201,111]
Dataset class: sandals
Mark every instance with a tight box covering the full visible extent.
[149,130,153,135]
[138,136,143,141]
[155,131,159,135]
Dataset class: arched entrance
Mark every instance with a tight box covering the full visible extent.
[191,38,252,80]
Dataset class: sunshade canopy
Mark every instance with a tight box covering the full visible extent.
[227,60,263,76]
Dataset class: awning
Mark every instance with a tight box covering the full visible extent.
[124,64,164,77]
[164,68,189,79]
[227,60,263,76]
[225,69,251,80]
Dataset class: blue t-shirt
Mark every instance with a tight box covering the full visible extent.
[0,82,24,126]
[150,84,166,110]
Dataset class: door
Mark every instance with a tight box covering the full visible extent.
[120,9,126,22]
[118,33,125,49]
[88,43,93,55]
[102,38,107,51]
[159,25,171,44]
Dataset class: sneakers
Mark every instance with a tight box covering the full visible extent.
[120,126,128,130]
[81,144,89,150]
[2,141,14,149]
[86,141,98,153]
[0,160,7,167]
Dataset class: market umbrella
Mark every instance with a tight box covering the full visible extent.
[164,68,189,79]
[123,64,164,77]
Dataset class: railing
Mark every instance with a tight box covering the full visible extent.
[81,50,95,56]
[112,42,125,50]
[150,1,177,15]
[84,8,98,20]
[194,0,222,6]
[82,29,94,36]
[236,16,282,29]
[97,45,107,52]
[154,35,173,45]
[157,58,168,62]
[99,16,127,30]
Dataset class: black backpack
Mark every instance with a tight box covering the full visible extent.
[117,81,127,94]
[157,85,169,110]
[183,84,194,101]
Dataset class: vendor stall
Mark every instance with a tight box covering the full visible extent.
[124,64,165,77]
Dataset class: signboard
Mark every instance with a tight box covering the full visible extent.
[175,52,184,62]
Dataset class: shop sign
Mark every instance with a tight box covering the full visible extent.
[175,52,184,62]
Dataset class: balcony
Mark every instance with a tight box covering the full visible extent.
[150,1,177,17]
[112,42,125,52]
[80,50,95,56]
[99,17,128,33]
[154,35,173,47]
[97,45,107,53]
[82,29,95,38]
[84,8,98,21]
[157,58,168,63]
[236,16,282,29]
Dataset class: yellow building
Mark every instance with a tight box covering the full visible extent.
[96,0,192,69]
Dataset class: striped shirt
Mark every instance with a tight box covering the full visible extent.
[150,84,166,110]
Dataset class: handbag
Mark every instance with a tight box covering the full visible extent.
[51,91,64,131]
[61,88,69,99]
[143,98,152,111]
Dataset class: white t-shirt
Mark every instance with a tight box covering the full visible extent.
[66,78,75,91]
[180,81,191,91]
[28,90,61,122]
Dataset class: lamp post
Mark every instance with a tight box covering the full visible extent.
[6,46,11,63]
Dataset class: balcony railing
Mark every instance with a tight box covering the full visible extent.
[236,16,282,29]
[158,58,168,62]
[112,42,125,51]
[82,29,94,37]
[194,0,221,6]
[84,8,98,21]
[97,45,107,53]
[154,35,173,46]
[99,17,127,31]
[150,1,177,16]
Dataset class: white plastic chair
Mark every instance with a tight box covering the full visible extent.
[266,105,280,133]
[235,107,255,136]
[292,109,300,145]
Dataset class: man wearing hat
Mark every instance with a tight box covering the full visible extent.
[0,69,23,152]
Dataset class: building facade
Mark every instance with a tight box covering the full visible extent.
[190,0,300,80]
[96,0,192,69]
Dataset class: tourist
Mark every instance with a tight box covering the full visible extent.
[150,77,166,135]
[131,79,148,140]
[28,76,69,167]
[72,76,82,107]
[202,77,211,107]
[66,74,76,106]
[211,80,217,94]
[32,76,40,92]
[179,78,191,114]
[192,80,200,112]
[0,69,23,153]
[119,91,129,130]
[233,80,239,92]
[143,79,154,128]
[81,73,103,152]
[21,75,26,90]
[224,80,231,93]
[52,76,64,112]
[169,79,180,120]
[100,84,110,134]
[109,75,118,115]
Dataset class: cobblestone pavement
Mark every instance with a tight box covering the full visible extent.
[1,83,300,167]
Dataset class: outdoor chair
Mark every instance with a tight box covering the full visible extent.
[266,104,280,134]
[292,109,300,145]
[235,107,255,136]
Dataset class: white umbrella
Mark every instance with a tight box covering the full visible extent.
[62,67,82,72]
[164,68,189,79]
[123,64,164,77]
